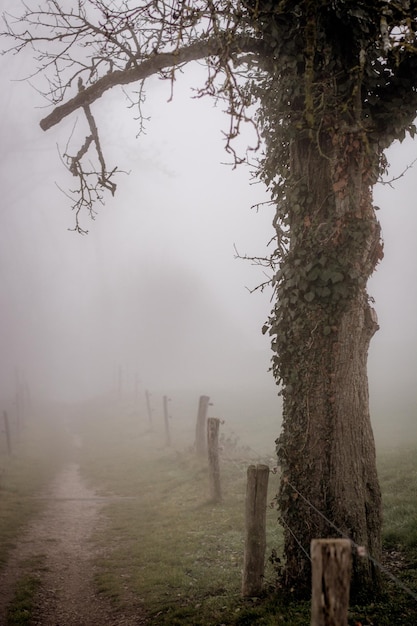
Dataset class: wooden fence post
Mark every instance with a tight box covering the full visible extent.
[311,538,352,626]
[207,417,221,503]
[163,395,171,446]
[242,464,269,597]
[195,395,210,455]
[3,410,12,456]
[145,389,153,429]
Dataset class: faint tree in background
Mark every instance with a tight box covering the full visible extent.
[4,0,417,599]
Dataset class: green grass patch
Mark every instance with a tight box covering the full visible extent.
[0,411,71,569]
[73,405,417,625]
[6,573,42,625]
[5,554,48,625]
[378,447,417,550]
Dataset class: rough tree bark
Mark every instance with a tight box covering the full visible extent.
[275,133,383,598]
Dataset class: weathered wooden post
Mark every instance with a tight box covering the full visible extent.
[242,464,269,597]
[3,410,12,456]
[163,395,171,446]
[207,417,222,503]
[145,389,153,429]
[311,538,352,626]
[195,395,210,455]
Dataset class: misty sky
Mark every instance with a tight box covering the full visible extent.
[0,1,416,444]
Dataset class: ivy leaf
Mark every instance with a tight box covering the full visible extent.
[330,272,344,283]
[307,267,320,281]
[304,291,315,302]
[316,287,331,297]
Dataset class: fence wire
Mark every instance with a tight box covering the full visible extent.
[282,478,417,603]
[225,447,417,603]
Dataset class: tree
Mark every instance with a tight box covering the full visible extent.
[3,0,417,599]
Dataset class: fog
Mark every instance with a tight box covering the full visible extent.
[0,7,416,447]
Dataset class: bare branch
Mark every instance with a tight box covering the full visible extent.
[378,156,417,187]
[57,78,119,230]
[1,1,265,228]
[233,243,279,295]
[39,33,264,131]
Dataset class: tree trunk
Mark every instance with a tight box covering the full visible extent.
[274,133,383,599]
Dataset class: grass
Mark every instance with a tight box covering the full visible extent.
[0,411,71,569]
[74,404,284,624]
[0,409,71,624]
[1,400,416,625]
[5,555,48,626]
[5,573,42,625]
[73,402,417,626]
[378,447,417,550]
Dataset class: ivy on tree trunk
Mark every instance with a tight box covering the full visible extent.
[270,134,383,597]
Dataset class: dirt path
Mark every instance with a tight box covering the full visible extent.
[0,462,146,625]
